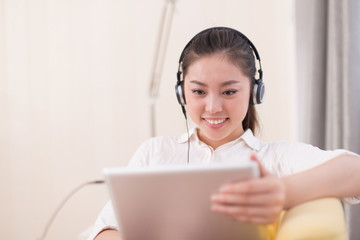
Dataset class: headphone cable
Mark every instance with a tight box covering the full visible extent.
[183,106,190,164]
[37,180,105,240]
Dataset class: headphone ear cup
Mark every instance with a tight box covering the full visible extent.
[251,79,265,105]
[175,81,186,106]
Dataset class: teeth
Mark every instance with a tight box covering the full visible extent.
[206,119,225,125]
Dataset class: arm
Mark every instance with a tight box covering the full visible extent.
[211,153,360,225]
[283,153,360,208]
[94,230,122,240]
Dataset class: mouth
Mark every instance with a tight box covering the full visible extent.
[202,118,228,128]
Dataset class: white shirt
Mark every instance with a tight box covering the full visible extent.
[87,128,359,240]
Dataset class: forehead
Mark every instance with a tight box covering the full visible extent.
[185,54,247,81]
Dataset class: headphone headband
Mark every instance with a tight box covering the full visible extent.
[179,27,261,65]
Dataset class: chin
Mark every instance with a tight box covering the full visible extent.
[200,128,228,141]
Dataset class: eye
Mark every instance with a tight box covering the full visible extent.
[192,89,206,95]
[223,90,237,96]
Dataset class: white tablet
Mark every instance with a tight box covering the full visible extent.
[104,161,268,240]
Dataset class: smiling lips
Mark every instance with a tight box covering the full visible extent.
[203,118,228,129]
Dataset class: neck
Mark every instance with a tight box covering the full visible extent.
[197,128,245,150]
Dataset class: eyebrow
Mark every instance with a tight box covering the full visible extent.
[189,80,240,87]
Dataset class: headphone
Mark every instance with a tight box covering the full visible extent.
[175,27,265,118]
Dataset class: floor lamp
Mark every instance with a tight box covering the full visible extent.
[148,0,177,137]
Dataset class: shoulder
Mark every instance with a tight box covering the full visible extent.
[241,130,304,154]
[267,140,317,154]
[139,135,182,149]
[242,130,315,154]
[128,135,185,167]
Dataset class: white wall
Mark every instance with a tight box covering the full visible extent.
[0,0,296,239]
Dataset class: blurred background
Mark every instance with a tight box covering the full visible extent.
[0,0,359,239]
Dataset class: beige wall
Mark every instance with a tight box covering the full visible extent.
[0,0,295,239]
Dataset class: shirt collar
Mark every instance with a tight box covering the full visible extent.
[178,128,264,151]
[240,128,264,151]
[178,127,198,143]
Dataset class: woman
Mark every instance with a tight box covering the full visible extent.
[89,27,360,240]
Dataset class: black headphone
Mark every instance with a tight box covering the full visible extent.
[175,27,265,118]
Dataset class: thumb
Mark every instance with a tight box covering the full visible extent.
[250,154,269,177]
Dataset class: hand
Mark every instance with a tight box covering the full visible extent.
[211,154,285,225]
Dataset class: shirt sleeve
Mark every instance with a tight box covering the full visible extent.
[127,138,154,167]
[86,201,119,240]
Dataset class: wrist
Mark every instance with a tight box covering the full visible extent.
[282,176,301,209]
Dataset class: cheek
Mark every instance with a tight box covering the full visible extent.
[226,97,249,115]
[185,99,205,123]
[184,88,200,112]
[186,98,202,115]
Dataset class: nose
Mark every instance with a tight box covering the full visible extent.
[205,94,223,114]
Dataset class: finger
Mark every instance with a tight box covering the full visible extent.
[220,178,281,194]
[211,203,282,222]
[233,215,280,225]
[211,192,284,206]
[250,154,269,177]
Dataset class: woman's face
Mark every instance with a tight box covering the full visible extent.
[184,54,251,149]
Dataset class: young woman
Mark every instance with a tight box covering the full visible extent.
[89,27,360,240]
